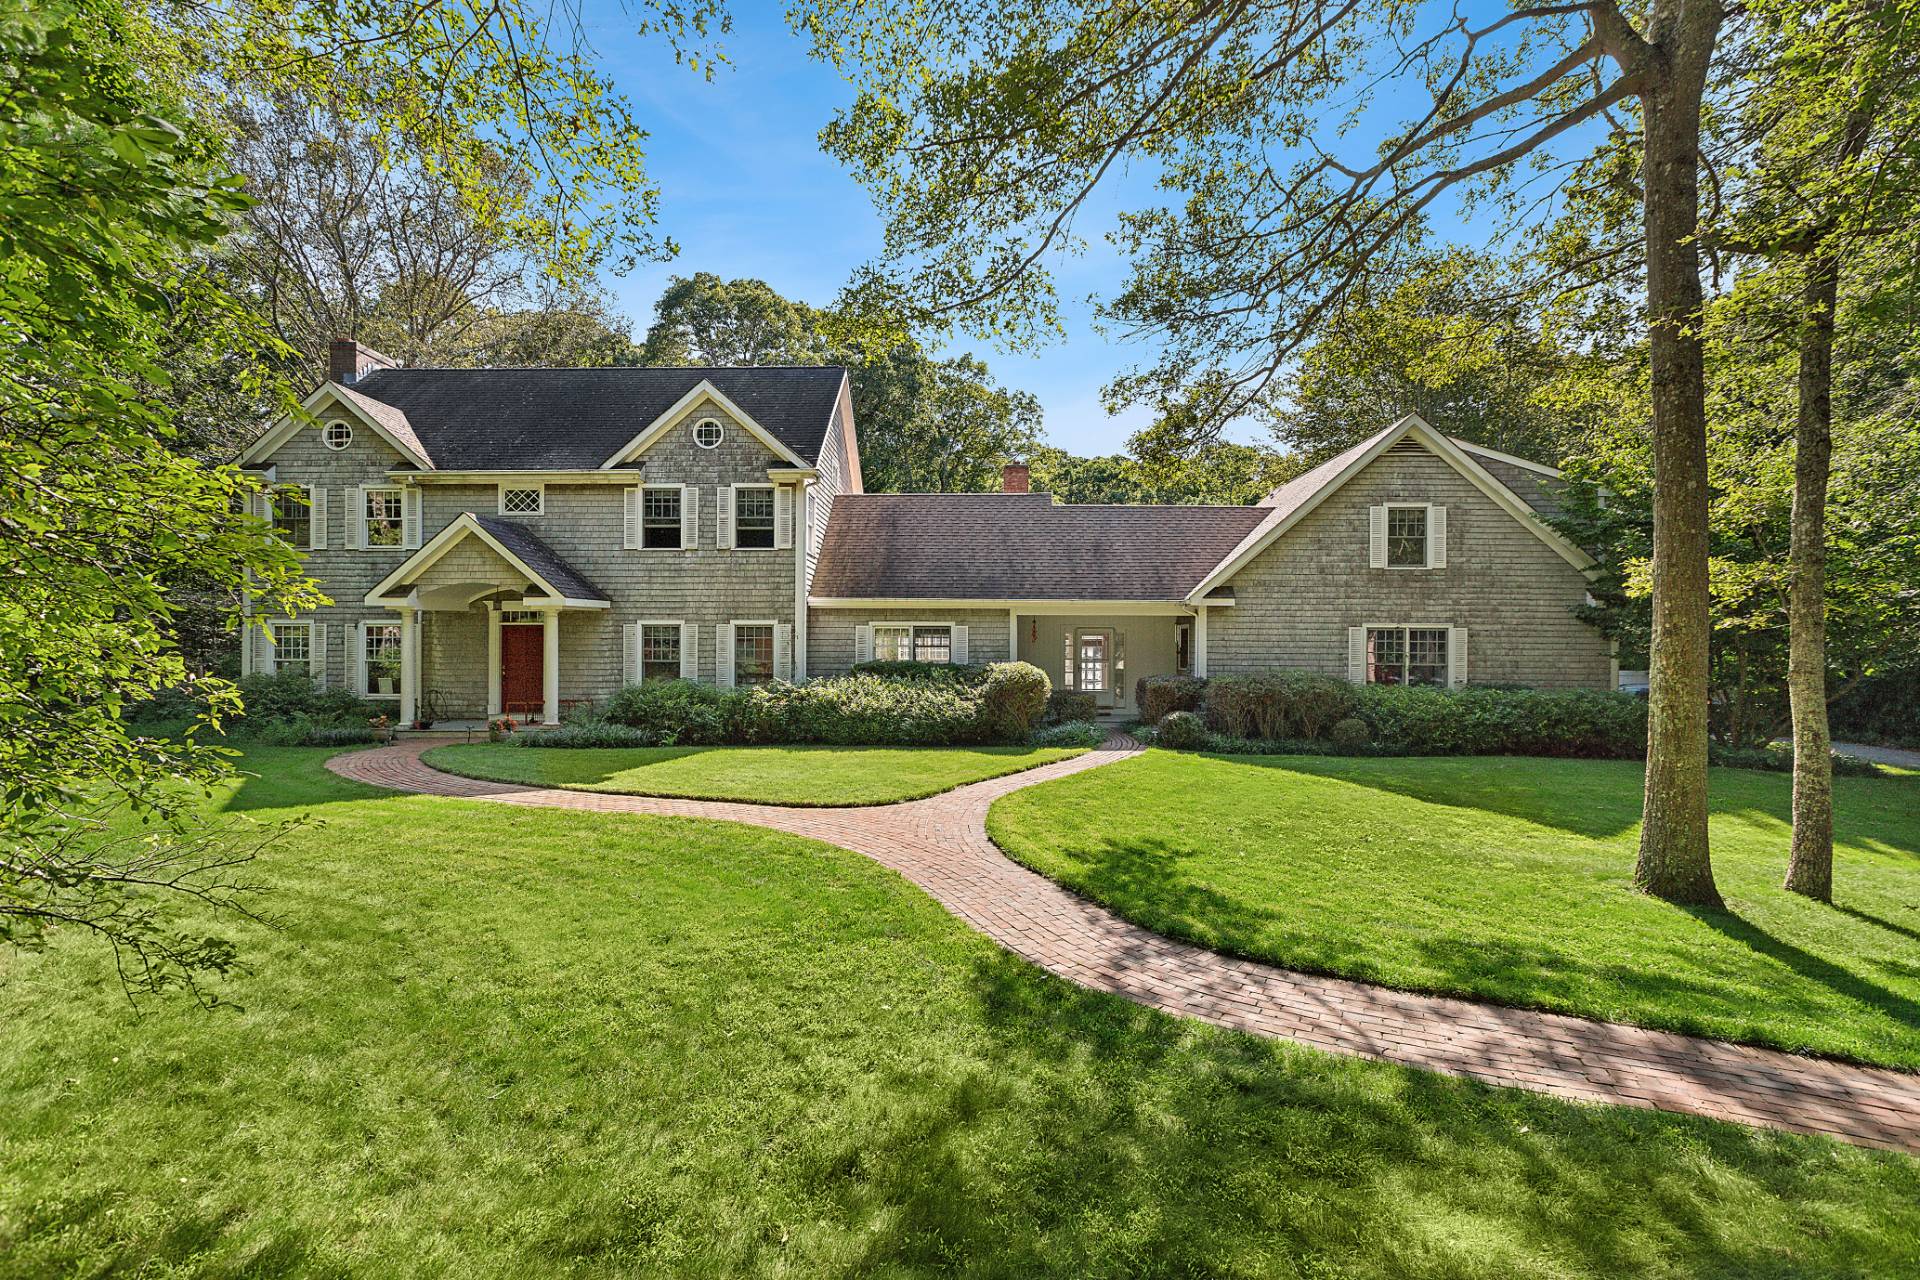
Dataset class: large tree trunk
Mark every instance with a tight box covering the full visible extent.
[1783,252,1839,901]
[1633,28,1724,908]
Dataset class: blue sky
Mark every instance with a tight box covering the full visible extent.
[583,5,1185,456]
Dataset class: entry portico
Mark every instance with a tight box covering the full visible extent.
[365,512,610,725]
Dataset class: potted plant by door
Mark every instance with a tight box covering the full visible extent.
[488,717,516,743]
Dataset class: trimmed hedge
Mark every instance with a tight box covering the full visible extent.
[1046,689,1099,725]
[1708,743,1883,778]
[1155,710,1211,750]
[1135,674,1205,724]
[1030,720,1106,748]
[596,663,1053,747]
[1204,672,1353,740]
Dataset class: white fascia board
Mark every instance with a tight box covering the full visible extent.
[396,469,643,484]
[363,513,569,605]
[1452,438,1565,478]
[238,383,433,471]
[808,597,1210,615]
[599,379,810,470]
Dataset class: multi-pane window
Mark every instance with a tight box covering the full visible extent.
[1367,626,1448,686]
[912,626,951,664]
[873,624,950,664]
[364,487,404,547]
[1077,633,1109,691]
[271,623,312,678]
[364,622,402,696]
[271,486,311,546]
[693,417,724,448]
[641,624,681,682]
[873,624,912,663]
[642,487,682,549]
[734,485,776,548]
[500,486,543,516]
[322,420,352,450]
[734,624,775,686]
[1386,505,1428,567]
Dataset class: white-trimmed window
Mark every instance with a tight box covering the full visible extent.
[640,623,681,682]
[322,420,353,450]
[499,485,544,516]
[642,486,682,549]
[270,484,312,547]
[270,621,313,678]
[1386,505,1428,568]
[872,623,954,664]
[500,609,543,624]
[733,484,776,548]
[364,486,404,547]
[362,621,403,697]
[1367,626,1449,686]
[1175,622,1194,677]
[693,417,724,449]
[733,623,775,686]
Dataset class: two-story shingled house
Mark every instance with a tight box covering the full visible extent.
[234,339,1611,725]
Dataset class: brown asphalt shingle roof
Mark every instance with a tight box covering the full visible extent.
[811,494,1269,601]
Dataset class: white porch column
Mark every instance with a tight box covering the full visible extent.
[541,607,561,725]
[1193,606,1209,678]
[486,607,503,717]
[398,606,419,724]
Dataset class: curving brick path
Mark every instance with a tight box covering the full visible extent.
[328,734,1920,1154]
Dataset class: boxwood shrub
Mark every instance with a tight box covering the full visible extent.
[1046,689,1099,724]
[1134,674,1206,724]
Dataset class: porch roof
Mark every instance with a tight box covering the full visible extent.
[364,512,610,608]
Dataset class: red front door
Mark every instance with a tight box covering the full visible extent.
[501,625,543,718]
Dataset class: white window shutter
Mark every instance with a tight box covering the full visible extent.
[716,624,735,687]
[1061,630,1074,689]
[1429,506,1448,568]
[679,622,698,679]
[402,488,423,549]
[773,623,793,682]
[622,488,639,549]
[346,486,365,550]
[951,624,968,665]
[682,486,699,549]
[1449,626,1468,687]
[774,486,793,550]
[1368,505,1387,568]
[623,622,640,685]
[311,623,328,687]
[239,618,254,678]
[716,486,734,549]
[309,487,328,550]
[1347,626,1367,683]
[853,624,873,665]
[350,623,366,695]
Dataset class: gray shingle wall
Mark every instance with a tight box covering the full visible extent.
[808,608,1013,675]
[253,398,801,698]
[1210,449,1611,688]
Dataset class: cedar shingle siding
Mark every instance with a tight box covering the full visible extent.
[241,365,1609,706]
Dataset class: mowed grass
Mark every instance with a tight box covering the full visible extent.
[422,741,1085,806]
[988,750,1920,1069]
[3,751,1918,1276]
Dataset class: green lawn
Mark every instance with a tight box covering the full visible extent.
[1,750,1917,1277]
[988,750,1920,1070]
[422,741,1086,806]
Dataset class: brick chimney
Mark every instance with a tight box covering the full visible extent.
[329,337,397,386]
[1001,461,1031,493]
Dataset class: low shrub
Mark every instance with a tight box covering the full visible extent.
[516,720,664,749]
[738,675,983,746]
[1046,689,1099,724]
[975,662,1051,742]
[235,671,381,725]
[1203,671,1356,740]
[602,679,734,745]
[1709,743,1882,778]
[850,660,988,685]
[1030,720,1105,749]
[1155,710,1210,750]
[1351,684,1646,758]
[1329,717,1370,750]
[303,725,382,747]
[1135,674,1205,724]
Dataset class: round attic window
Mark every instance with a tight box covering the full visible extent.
[322,419,353,451]
[693,417,724,449]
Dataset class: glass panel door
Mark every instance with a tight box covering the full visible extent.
[1076,631,1110,702]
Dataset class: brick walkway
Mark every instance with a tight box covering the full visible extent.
[328,735,1920,1154]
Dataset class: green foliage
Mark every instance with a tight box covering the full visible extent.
[1202,672,1358,741]
[1153,711,1211,751]
[1707,744,1883,779]
[600,679,734,746]
[974,662,1052,742]
[1832,668,1920,749]
[1026,440,1299,506]
[1029,720,1105,749]
[515,721,663,750]
[1350,686,1648,759]
[1329,717,1371,751]
[1134,675,1206,725]
[1045,689,1098,725]
[851,659,988,684]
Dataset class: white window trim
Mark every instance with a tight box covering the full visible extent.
[497,483,545,516]
[362,485,407,551]
[357,617,406,699]
[1361,621,1456,687]
[729,617,778,686]
[639,483,689,551]
[266,619,315,678]
[728,482,779,551]
[870,620,955,665]
[636,618,685,682]
[322,419,353,450]
[270,482,316,547]
[1382,502,1435,570]
[693,416,724,449]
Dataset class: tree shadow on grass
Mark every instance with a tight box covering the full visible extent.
[805,948,1920,1278]
[1837,903,1920,946]
[1686,905,1920,1032]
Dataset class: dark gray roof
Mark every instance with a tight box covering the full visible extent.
[811,495,1269,601]
[346,366,846,470]
[472,515,609,602]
